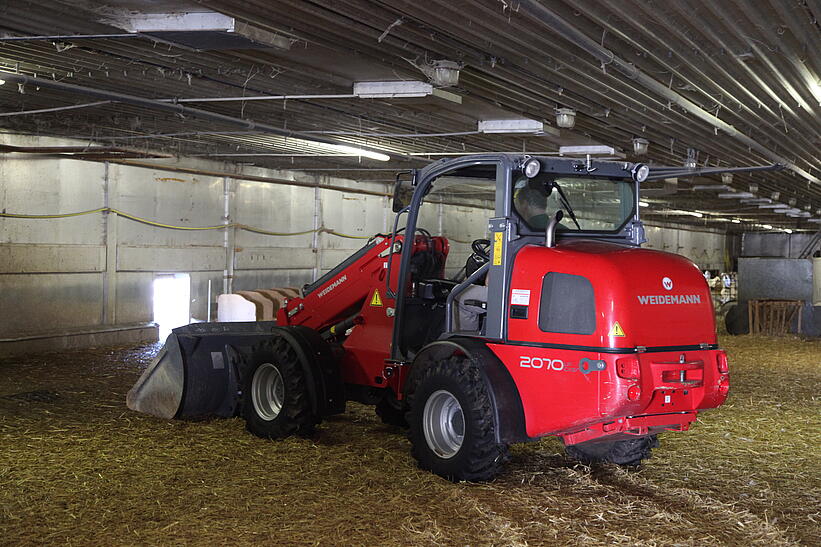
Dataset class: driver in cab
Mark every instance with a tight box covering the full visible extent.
[514,176,550,229]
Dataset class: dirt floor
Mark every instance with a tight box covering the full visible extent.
[0,335,818,546]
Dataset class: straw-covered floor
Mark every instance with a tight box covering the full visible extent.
[1,335,818,546]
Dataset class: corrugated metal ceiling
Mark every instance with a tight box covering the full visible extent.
[0,0,819,230]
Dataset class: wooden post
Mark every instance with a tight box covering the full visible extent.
[748,300,754,335]
[797,302,803,335]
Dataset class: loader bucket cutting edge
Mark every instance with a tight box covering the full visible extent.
[126,333,184,419]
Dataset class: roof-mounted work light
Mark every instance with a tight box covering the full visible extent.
[631,163,649,182]
[522,158,541,178]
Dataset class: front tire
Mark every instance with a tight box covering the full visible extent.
[407,356,509,482]
[242,338,317,439]
[565,435,659,466]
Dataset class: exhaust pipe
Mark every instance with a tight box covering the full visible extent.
[545,210,564,248]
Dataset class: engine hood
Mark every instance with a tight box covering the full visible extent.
[507,239,717,350]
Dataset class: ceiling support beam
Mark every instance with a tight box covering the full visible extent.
[515,0,820,186]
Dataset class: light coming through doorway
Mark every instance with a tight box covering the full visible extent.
[153,273,191,341]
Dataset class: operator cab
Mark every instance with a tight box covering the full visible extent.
[390,149,649,361]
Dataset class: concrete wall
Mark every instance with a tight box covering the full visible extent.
[0,133,400,346]
[1,132,735,347]
[643,224,731,271]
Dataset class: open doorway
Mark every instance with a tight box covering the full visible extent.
[153,273,191,341]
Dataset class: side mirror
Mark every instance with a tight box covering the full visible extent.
[392,171,415,213]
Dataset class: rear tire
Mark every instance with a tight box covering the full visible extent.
[407,356,509,482]
[242,338,317,439]
[565,435,659,466]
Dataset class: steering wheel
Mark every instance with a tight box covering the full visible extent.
[460,238,491,281]
[471,238,491,262]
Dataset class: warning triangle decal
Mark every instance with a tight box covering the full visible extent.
[370,289,383,307]
[609,322,626,337]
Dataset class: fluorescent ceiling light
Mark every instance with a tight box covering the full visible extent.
[718,192,754,199]
[478,119,544,134]
[740,198,771,204]
[691,184,731,191]
[639,201,649,207]
[731,219,742,224]
[117,11,237,32]
[0,79,5,85]
[785,229,793,234]
[112,11,292,50]
[353,81,432,98]
[779,208,802,215]
[558,145,617,156]
[759,203,789,209]
[330,144,390,162]
[761,224,773,229]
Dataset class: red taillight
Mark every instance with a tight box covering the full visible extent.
[627,384,641,401]
[616,357,640,380]
[716,351,729,374]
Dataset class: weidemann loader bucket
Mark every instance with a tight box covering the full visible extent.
[127,321,277,419]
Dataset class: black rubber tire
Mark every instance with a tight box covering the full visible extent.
[565,435,659,466]
[241,337,318,439]
[375,396,408,428]
[725,301,749,335]
[407,356,509,482]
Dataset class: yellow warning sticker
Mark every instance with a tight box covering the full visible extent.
[370,289,383,307]
[609,322,626,337]
[492,231,503,266]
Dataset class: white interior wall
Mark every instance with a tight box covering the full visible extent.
[1,133,731,341]
[643,224,728,271]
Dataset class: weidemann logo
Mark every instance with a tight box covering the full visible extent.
[637,294,701,305]
[317,275,347,298]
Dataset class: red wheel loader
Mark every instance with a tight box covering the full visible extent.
[128,149,779,481]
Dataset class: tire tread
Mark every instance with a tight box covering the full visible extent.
[407,356,509,482]
[242,337,318,439]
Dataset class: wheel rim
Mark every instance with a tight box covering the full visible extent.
[423,389,465,459]
[251,363,284,421]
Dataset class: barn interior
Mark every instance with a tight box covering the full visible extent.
[1,1,819,545]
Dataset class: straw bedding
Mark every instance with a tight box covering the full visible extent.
[0,335,818,546]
